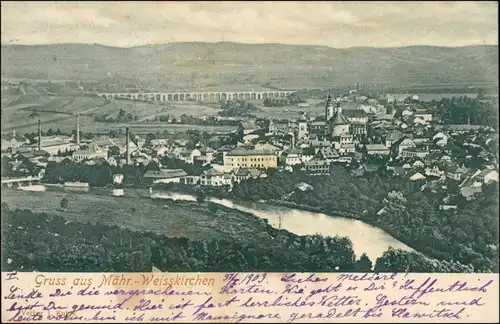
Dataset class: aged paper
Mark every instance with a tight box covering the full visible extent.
[2,272,499,323]
[1,1,499,323]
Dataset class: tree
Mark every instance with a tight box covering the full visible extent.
[196,190,206,203]
[354,253,373,272]
[60,198,69,209]
[208,202,218,213]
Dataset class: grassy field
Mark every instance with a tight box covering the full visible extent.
[1,188,276,245]
[253,99,325,119]
[1,91,226,135]
[98,100,222,120]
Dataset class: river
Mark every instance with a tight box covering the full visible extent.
[152,192,415,262]
[13,185,414,261]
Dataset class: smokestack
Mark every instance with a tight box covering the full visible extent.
[37,119,41,151]
[76,114,80,145]
[126,127,130,165]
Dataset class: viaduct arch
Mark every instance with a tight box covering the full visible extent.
[97,90,296,102]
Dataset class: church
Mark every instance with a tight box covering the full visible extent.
[294,95,364,153]
[298,95,352,140]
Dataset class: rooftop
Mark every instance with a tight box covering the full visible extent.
[143,169,188,179]
[226,148,275,156]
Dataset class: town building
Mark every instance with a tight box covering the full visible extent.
[365,144,390,156]
[72,144,108,162]
[304,158,330,175]
[223,148,277,169]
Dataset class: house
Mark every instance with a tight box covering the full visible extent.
[411,159,425,168]
[414,111,433,122]
[343,110,369,124]
[390,166,406,177]
[281,148,302,166]
[310,140,331,153]
[474,169,499,184]
[338,143,355,156]
[200,168,232,187]
[446,165,469,181]
[243,133,259,143]
[234,168,267,182]
[317,147,339,161]
[408,170,426,182]
[301,148,315,163]
[425,165,445,178]
[395,138,416,155]
[460,186,482,201]
[401,109,414,117]
[72,144,107,162]
[385,130,405,148]
[293,182,313,192]
[154,146,169,157]
[365,144,390,156]
[433,132,448,147]
[1,131,29,151]
[400,147,429,159]
[402,163,412,170]
[304,158,330,175]
[309,121,326,137]
[143,169,188,184]
[198,146,215,161]
[151,138,169,146]
[178,148,201,164]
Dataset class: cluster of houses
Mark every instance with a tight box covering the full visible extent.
[2,92,498,205]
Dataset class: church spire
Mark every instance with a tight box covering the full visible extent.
[325,93,334,120]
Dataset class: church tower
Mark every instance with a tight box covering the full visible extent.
[325,94,335,121]
[297,114,309,140]
[329,100,350,138]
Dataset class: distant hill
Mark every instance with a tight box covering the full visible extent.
[1,42,498,90]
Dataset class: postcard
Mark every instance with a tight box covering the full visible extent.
[1,1,499,323]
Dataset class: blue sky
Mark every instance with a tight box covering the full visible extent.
[1,1,498,47]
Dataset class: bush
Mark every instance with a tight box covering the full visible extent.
[207,202,218,213]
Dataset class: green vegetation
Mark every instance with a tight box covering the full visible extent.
[389,95,498,129]
[1,203,357,272]
[219,100,258,117]
[1,203,473,273]
[94,108,138,123]
[160,166,498,273]
[225,168,499,272]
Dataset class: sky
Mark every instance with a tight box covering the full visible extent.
[1,1,498,48]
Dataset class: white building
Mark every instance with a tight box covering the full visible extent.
[72,144,107,162]
[143,169,188,184]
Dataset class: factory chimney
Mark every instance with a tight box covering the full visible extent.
[37,119,42,151]
[76,114,80,145]
[125,127,130,165]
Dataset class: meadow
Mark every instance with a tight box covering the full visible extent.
[1,187,275,245]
